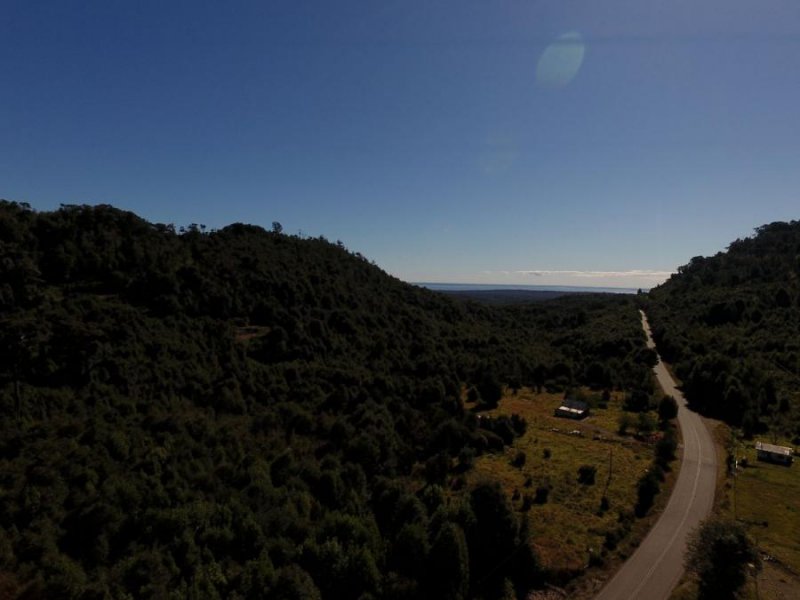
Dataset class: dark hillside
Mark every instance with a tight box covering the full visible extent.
[647,221,800,439]
[0,201,653,599]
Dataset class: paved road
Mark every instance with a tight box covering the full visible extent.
[594,311,717,600]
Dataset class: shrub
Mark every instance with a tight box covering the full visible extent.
[635,471,660,517]
[577,465,597,485]
[686,518,760,600]
[624,389,651,412]
[658,395,679,424]
[617,413,634,435]
[636,412,657,434]
[655,432,677,466]
[521,494,534,511]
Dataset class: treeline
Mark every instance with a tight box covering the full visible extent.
[0,201,653,599]
[647,221,800,440]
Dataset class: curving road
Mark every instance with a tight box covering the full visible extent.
[594,311,717,600]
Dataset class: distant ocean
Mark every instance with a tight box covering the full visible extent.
[414,282,642,295]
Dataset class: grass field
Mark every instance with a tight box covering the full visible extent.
[680,422,800,600]
[729,439,800,571]
[468,388,664,577]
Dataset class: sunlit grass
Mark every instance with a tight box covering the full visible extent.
[469,388,657,573]
[728,437,800,572]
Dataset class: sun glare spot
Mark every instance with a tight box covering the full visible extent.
[536,31,585,88]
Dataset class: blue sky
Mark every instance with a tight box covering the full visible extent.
[3,1,799,288]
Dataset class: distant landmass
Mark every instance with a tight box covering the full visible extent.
[416,282,641,294]
[416,282,640,305]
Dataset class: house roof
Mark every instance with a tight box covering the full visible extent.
[558,399,588,412]
[755,441,794,456]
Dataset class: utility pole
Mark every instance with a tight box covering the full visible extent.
[603,447,613,498]
[733,444,737,520]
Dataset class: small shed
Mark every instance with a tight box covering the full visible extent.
[555,399,589,420]
[755,441,794,465]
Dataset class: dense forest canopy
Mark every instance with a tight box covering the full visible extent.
[647,221,800,440]
[0,201,654,599]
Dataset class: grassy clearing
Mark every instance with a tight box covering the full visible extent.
[687,421,800,600]
[468,388,662,576]
[726,435,800,572]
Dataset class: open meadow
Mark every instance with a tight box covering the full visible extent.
[717,432,800,600]
[468,388,667,579]
[672,424,800,600]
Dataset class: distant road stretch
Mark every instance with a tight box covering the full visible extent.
[594,311,717,600]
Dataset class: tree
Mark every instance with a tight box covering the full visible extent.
[468,482,518,595]
[272,565,321,600]
[655,430,677,466]
[477,374,503,409]
[685,518,760,599]
[624,389,651,412]
[658,395,679,424]
[428,523,469,600]
[635,470,660,517]
[636,412,657,434]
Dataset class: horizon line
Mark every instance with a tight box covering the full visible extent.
[412,281,649,291]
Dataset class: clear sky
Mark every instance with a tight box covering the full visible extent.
[3,1,799,288]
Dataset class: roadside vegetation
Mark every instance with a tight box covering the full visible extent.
[685,517,760,600]
[644,222,800,600]
[647,221,800,440]
[708,425,800,600]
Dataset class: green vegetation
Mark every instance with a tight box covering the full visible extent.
[647,221,800,439]
[647,222,800,599]
[685,517,760,600]
[658,395,678,424]
[720,431,800,574]
[0,201,655,598]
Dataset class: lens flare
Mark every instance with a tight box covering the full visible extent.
[536,31,585,88]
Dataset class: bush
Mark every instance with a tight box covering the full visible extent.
[624,389,651,412]
[617,414,634,435]
[577,465,596,485]
[511,451,526,468]
[686,518,760,600]
[510,414,527,436]
[655,432,677,466]
[635,471,660,517]
[457,447,475,471]
[521,494,534,511]
[636,412,657,434]
[658,395,679,424]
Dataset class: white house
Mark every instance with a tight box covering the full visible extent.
[755,441,793,465]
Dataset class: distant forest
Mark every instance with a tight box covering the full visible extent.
[0,202,656,599]
[647,221,800,441]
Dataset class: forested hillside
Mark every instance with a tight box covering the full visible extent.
[0,201,653,599]
[647,221,800,440]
